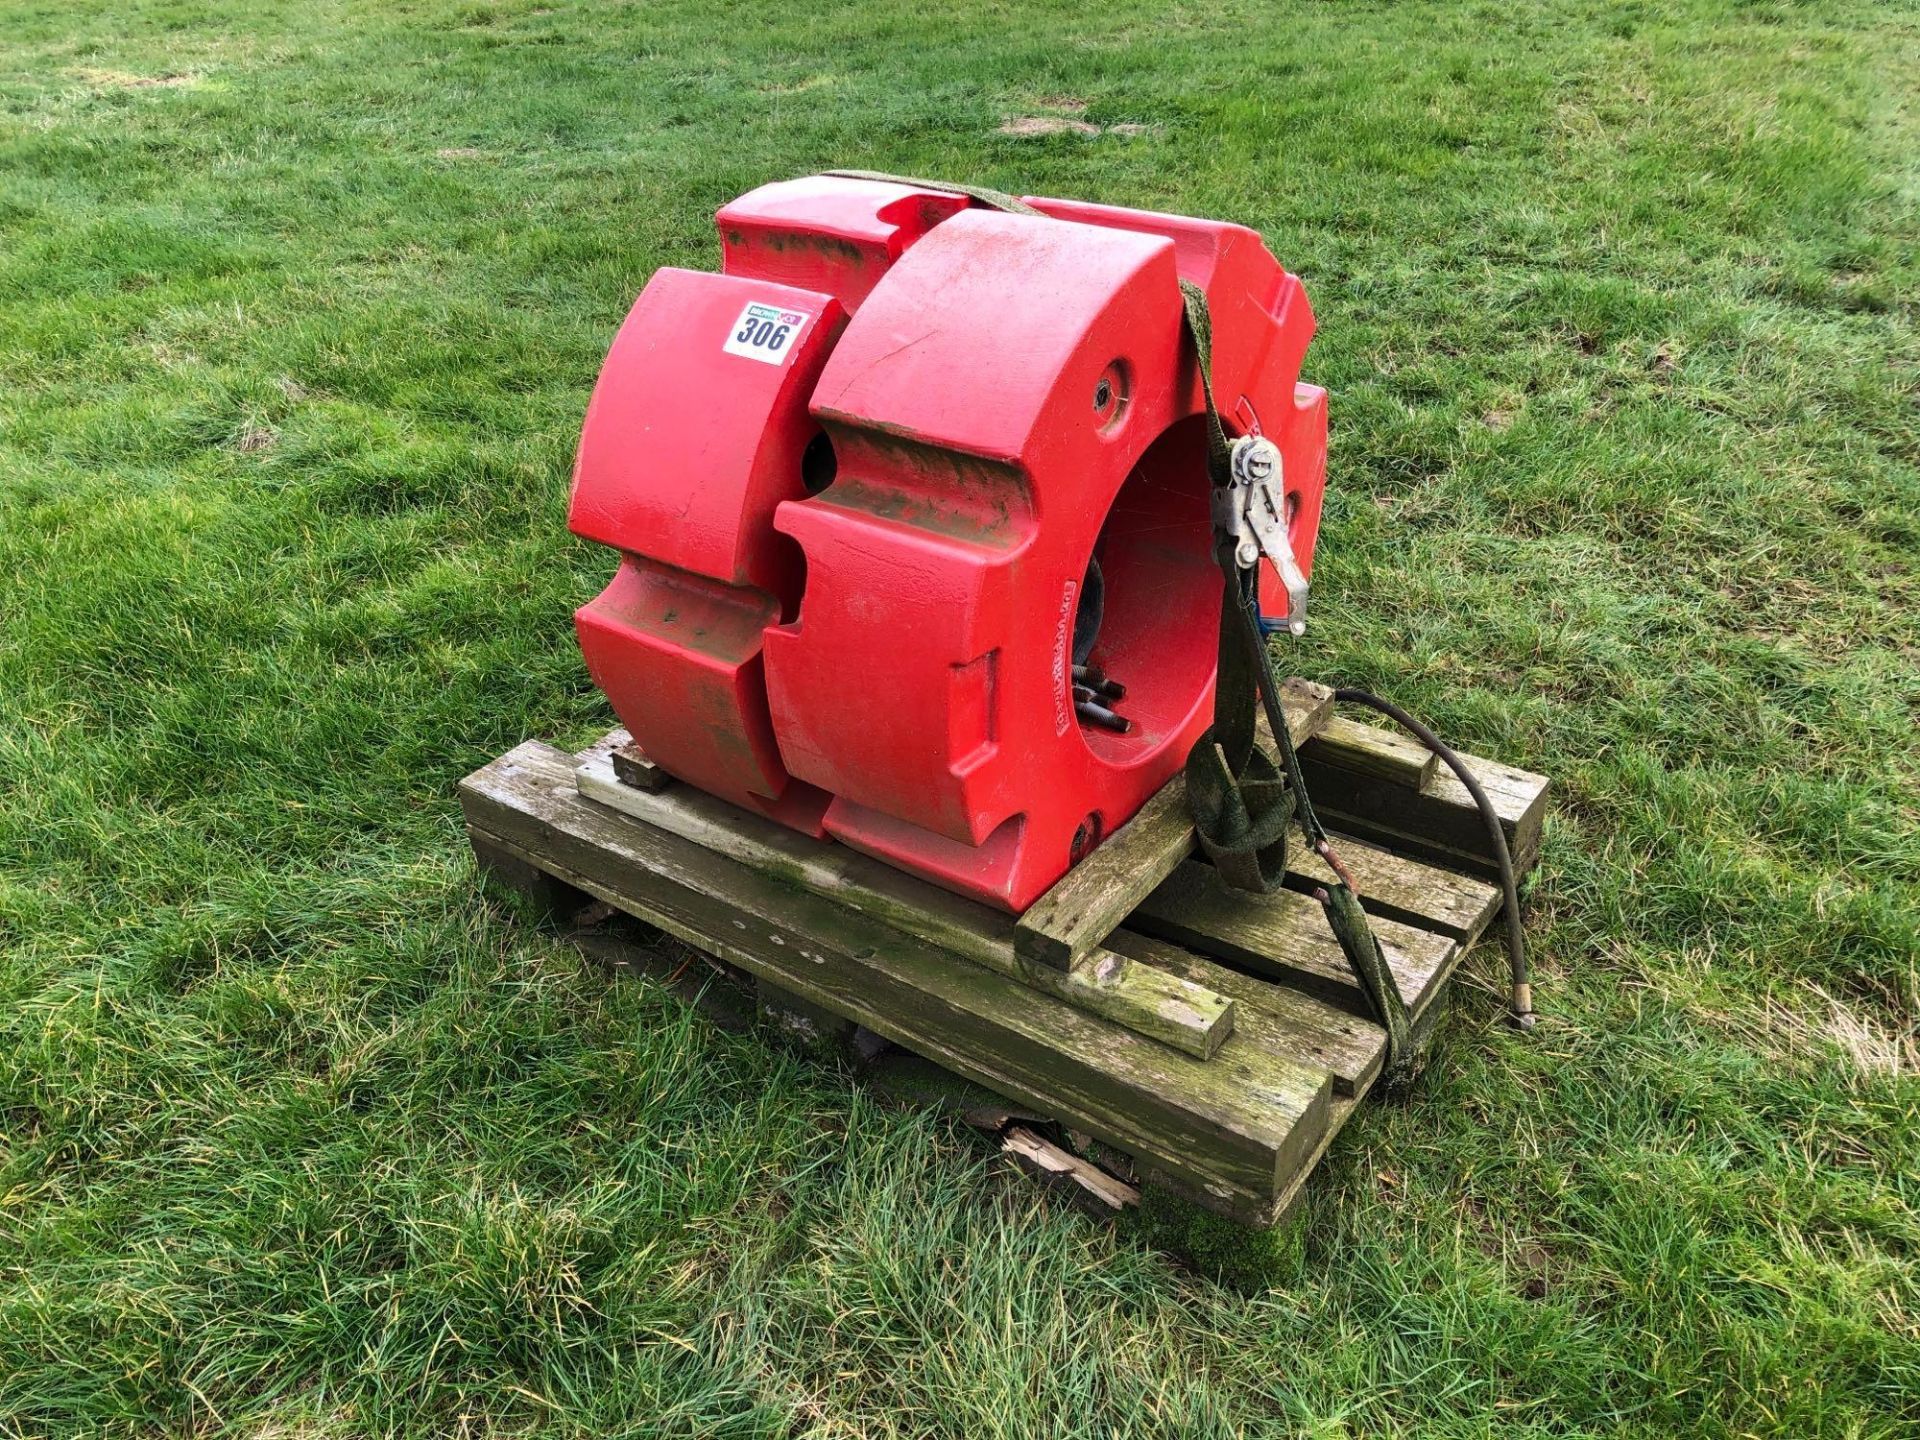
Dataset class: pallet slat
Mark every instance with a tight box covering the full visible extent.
[1286,833,1501,942]
[464,741,1330,1219]
[1298,719,1548,879]
[1132,860,1459,1021]
[574,743,1236,1060]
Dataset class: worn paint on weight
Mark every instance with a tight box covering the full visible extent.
[1052,578,1077,736]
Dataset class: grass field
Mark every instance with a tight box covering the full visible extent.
[3,0,1918,1434]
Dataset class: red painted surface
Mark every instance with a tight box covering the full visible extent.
[570,176,1327,910]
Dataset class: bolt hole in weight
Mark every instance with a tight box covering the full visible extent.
[1069,813,1102,863]
[801,431,837,495]
[1092,359,1128,430]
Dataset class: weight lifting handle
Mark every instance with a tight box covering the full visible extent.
[1330,689,1536,1028]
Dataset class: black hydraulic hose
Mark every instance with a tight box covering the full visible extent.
[1331,689,1536,1028]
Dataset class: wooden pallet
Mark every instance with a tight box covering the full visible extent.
[459,689,1548,1226]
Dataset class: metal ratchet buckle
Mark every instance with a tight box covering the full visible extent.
[1210,434,1309,636]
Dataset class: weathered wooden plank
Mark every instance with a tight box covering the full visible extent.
[1285,833,1501,943]
[1106,929,1386,1097]
[574,745,1235,1060]
[462,741,1330,1218]
[1062,947,1235,1059]
[1013,677,1333,971]
[580,738,1008,963]
[1131,859,1458,1022]
[1013,781,1198,972]
[1310,714,1436,789]
[1299,719,1548,880]
[1265,1091,1360,1229]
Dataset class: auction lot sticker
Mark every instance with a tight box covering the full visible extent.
[724,301,810,365]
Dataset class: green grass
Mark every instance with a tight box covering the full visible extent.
[2,0,1917,1434]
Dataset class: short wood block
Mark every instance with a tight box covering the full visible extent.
[1311,713,1436,789]
[1106,930,1388,1098]
[609,732,671,792]
[472,833,590,918]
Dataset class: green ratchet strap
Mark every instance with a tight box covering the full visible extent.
[1174,279,1416,1080]
[1185,559,1295,894]
[822,169,1042,217]
[1178,276,1292,892]
[1226,568,1414,1076]
[1177,279,1236,492]
[822,169,1419,1076]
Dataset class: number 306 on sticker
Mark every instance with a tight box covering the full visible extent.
[723,301,810,365]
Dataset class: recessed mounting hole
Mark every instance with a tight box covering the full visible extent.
[1070,813,1102,864]
[1093,360,1129,431]
[801,431,837,495]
